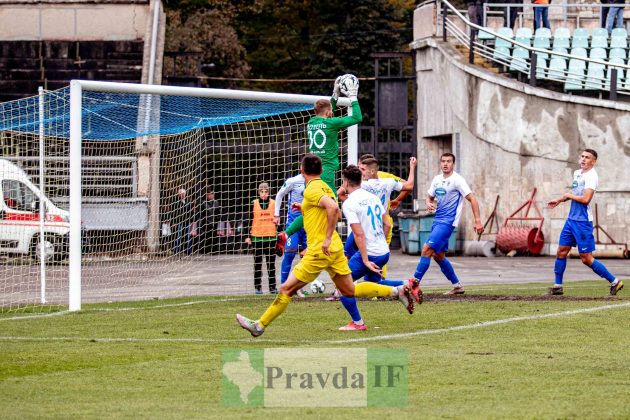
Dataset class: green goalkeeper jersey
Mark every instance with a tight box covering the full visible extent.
[307,98,362,173]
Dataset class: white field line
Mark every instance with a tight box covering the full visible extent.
[0,301,628,345]
[0,283,609,322]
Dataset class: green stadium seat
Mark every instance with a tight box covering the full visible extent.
[573,28,590,39]
[533,28,551,49]
[495,27,514,49]
[493,46,511,64]
[589,47,607,60]
[571,32,590,49]
[515,27,533,47]
[611,28,628,39]
[609,48,626,61]
[532,51,549,61]
[553,27,571,50]
[510,47,530,72]
[548,57,567,81]
[604,58,625,90]
[591,31,609,49]
[478,27,496,41]
[570,47,588,58]
[585,63,605,90]
[564,59,586,91]
[610,34,628,49]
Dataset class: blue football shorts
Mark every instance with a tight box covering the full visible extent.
[559,219,595,253]
[425,222,455,254]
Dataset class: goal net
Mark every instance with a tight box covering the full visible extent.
[0,81,356,313]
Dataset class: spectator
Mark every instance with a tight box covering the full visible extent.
[504,0,520,29]
[601,0,611,28]
[468,0,484,36]
[533,0,551,30]
[606,0,624,33]
[200,190,219,254]
[245,182,277,294]
[169,188,195,256]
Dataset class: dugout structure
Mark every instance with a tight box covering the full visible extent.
[0,81,356,312]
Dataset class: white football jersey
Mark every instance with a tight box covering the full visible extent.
[342,188,390,257]
[274,174,305,218]
[361,177,403,209]
[427,171,472,227]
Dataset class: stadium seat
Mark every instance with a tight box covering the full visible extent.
[589,47,607,60]
[605,59,625,90]
[610,31,628,49]
[533,28,551,49]
[515,27,533,47]
[585,63,605,90]
[495,27,514,48]
[591,30,609,49]
[493,46,511,64]
[611,28,628,39]
[548,57,567,81]
[571,28,590,49]
[553,27,571,50]
[609,48,626,61]
[570,47,588,58]
[532,50,549,61]
[478,27,496,41]
[510,47,530,72]
[564,59,586,91]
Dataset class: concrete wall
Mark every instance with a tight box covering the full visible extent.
[411,5,630,254]
[0,1,149,41]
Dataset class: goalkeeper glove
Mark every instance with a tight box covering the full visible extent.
[344,77,359,101]
[332,76,342,101]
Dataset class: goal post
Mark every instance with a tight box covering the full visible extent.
[66,80,357,312]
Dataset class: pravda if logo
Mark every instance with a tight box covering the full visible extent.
[221,348,408,408]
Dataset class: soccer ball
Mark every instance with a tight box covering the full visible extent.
[310,279,326,294]
[338,74,359,97]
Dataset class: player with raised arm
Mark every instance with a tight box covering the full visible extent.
[339,156,416,279]
[338,165,422,330]
[547,149,623,296]
[236,154,420,337]
[273,173,307,296]
[410,153,484,294]
[276,75,362,256]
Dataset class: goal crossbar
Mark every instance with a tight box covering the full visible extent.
[68,80,358,311]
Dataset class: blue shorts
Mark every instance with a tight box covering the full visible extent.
[344,232,359,258]
[285,227,307,252]
[348,251,389,282]
[559,219,595,253]
[425,222,455,254]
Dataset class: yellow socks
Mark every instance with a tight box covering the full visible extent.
[258,293,292,328]
[354,282,393,298]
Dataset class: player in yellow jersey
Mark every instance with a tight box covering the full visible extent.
[236,154,421,336]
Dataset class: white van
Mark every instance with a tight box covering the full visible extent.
[0,159,69,262]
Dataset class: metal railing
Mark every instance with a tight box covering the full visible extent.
[439,0,630,98]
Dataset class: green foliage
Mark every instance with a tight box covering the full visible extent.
[163,0,416,92]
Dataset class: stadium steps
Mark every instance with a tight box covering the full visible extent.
[455,44,500,73]
[0,40,144,100]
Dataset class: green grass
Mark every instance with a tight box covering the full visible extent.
[1,281,629,419]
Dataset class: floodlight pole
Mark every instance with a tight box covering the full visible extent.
[69,81,82,311]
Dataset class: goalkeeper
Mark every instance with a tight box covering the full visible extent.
[276,75,362,255]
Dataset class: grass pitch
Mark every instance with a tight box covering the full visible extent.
[1,281,629,419]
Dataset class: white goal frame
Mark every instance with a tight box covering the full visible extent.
[68,80,357,311]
